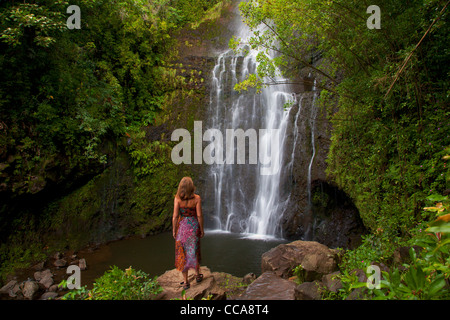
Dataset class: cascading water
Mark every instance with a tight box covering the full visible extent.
[304,79,319,240]
[203,14,297,239]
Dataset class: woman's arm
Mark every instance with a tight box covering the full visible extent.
[196,195,204,238]
[172,197,180,239]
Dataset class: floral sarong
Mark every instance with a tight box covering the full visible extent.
[175,206,201,272]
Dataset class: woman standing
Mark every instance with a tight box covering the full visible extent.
[172,177,204,290]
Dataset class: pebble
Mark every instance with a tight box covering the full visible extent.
[54,259,67,268]
[40,292,59,300]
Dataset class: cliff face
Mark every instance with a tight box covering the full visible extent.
[280,89,366,248]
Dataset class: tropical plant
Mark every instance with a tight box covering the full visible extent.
[61,266,163,300]
[338,193,450,300]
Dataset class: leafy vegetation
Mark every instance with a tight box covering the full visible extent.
[60,265,162,300]
[0,0,222,280]
[0,0,220,196]
[292,191,449,299]
[334,192,450,300]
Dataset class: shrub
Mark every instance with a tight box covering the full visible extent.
[61,266,162,300]
[336,194,450,300]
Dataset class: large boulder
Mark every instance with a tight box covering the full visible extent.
[238,272,297,300]
[156,266,226,300]
[261,240,339,281]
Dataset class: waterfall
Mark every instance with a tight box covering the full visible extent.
[304,80,318,240]
[203,14,296,239]
[307,80,318,206]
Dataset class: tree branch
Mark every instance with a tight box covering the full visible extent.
[384,1,449,98]
[259,20,339,84]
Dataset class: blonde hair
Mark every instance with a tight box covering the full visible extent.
[176,177,196,202]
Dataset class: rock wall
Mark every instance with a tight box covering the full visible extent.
[280,89,366,248]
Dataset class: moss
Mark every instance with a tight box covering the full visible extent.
[190,0,231,29]
[312,189,329,209]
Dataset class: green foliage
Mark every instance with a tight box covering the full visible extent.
[367,219,449,300]
[165,0,221,25]
[61,266,162,300]
[373,250,448,300]
[0,0,221,279]
[175,289,213,300]
[216,274,248,299]
[234,74,263,94]
[0,1,67,47]
[0,240,47,282]
[126,128,173,178]
[0,0,221,194]
[323,268,367,300]
[292,264,305,284]
[336,194,450,300]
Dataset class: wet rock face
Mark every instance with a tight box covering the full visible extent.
[309,180,367,249]
[280,90,366,249]
[282,180,366,249]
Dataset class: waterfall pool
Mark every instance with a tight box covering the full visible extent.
[78,230,287,288]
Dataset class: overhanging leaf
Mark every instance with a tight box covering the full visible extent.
[426,222,450,234]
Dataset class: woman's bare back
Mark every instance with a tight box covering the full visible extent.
[177,194,200,208]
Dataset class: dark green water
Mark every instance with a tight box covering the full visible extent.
[78,231,287,288]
